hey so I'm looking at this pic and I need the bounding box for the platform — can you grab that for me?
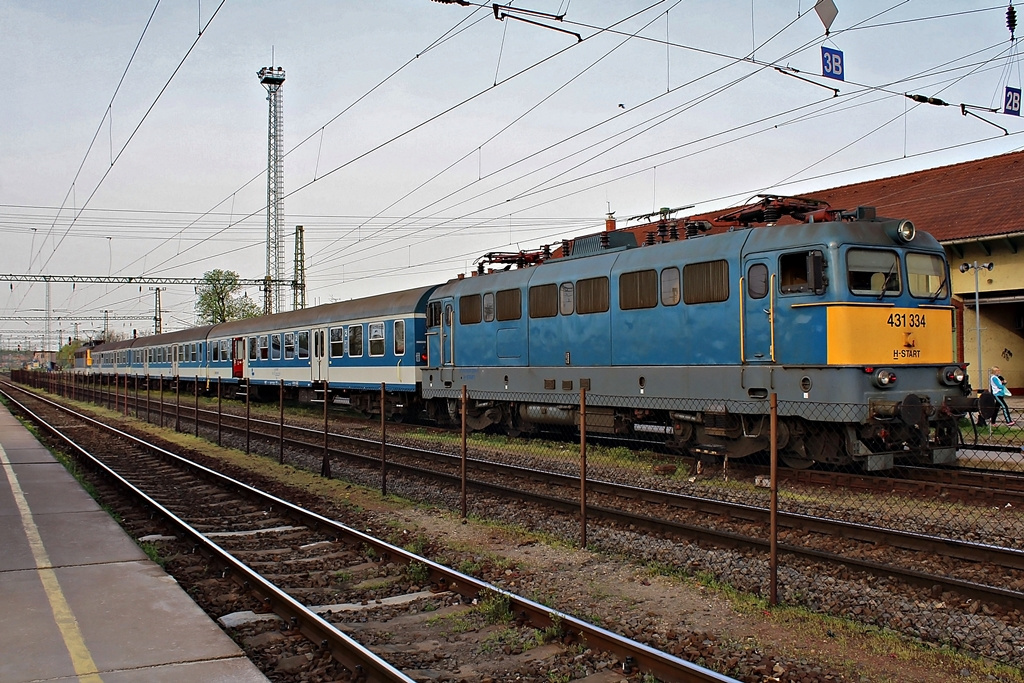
[0,404,268,682]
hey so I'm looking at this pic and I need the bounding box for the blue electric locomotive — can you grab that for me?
[420,198,973,470]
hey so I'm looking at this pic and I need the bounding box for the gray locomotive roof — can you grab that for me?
[209,285,439,338]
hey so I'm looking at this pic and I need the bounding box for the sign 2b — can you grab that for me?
[1005,87,1021,116]
[821,46,844,81]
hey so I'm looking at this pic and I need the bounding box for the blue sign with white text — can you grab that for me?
[822,46,844,81]
[1005,87,1021,116]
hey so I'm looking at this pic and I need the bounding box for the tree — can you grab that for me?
[195,269,261,324]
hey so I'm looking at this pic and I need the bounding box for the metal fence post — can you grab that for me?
[194,376,200,437]
[175,375,181,432]
[461,384,467,519]
[381,383,387,496]
[769,392,779,607]
[159,375,164,428]
[580,386,587,550]
[245,381,251,455]
[320,380,330,478]
[279,379,285,465]
[217,377,222,446]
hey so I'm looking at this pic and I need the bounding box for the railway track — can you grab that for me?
[13,377,1024,614]
[1,383,738,682]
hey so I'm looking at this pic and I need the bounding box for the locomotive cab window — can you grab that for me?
[426,301,442,328]
[369,322,385,357]
[907,253,947,299]
[779,250,825,294]
[847,249,901,297]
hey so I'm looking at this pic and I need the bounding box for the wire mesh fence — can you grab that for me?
[10,370,1023,601]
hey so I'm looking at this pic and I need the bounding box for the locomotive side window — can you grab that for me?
[683,260,729,304]
[483,293,495,322]
[330,327,345,358]
[368,322,385,357]
[576,276,610,314]
[848,249,900,297]
[907,253,947,298]
[349,324,364,357]
[747,263,769,299]
[298,331,309,359]
[496,288,522,320]
[779,250,825,294]
[460,294,482,325]
[559,283,574,315]
[529,284,558,318]
[619,269,658,310]
[661,267,680,306]
[427,301,443,328]
[394,320,405,356]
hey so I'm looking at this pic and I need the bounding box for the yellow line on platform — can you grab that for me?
[0,444,104,683]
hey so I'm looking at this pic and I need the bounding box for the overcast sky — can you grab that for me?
[3,1,1022,347]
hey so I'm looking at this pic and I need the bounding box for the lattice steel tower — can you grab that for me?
[258,65,286,314]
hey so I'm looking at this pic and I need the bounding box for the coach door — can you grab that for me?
[232,338,245,378]
[742,257,775,363]
[311,328,327,384]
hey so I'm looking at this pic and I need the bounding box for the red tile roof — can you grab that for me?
[618,150,1024,244]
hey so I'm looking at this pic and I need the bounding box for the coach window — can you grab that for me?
[460,294,482,325]
[577,276,610,314]
[284,332,295,359]
[369,322,385,357]
[297,330,310,359]
[661,267,681,306]
[221,339,230,361]
[496,288,522,321]
[482,292,495,322]
[559,282,574,315]
[747,263,769,300]
[907,253,946,298]
[330,327,345,358]
[683,260,730,304]
[847,249,900,297]
[529,284,558,318]
[270,334,281,360]
[620,269,658,310]
[258,335,269,360]
[249,337,258,361]
[348,324,364,357]
[394,320,406,356]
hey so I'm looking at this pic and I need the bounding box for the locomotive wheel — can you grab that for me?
[781,454,815,469]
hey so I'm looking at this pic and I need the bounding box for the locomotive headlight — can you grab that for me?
[885,219,916,244]
[873,368,898,388]
[940,365,967,385]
